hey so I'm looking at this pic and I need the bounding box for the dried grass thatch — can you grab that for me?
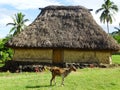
[6,5,120,51]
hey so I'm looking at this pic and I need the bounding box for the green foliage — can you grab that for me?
[0,36,13,63]
[113,23,120,36]
[95,0,118,33]
[112,35,120,43]
[111,23,120,43]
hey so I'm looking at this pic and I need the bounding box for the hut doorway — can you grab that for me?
[53,49,64,64]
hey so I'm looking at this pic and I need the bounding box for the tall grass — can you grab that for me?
[0,68,120,90]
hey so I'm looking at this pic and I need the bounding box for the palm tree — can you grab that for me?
[95,0,118,33]
[6,12,29,36]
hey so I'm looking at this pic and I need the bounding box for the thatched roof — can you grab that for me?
[6,5,120,51]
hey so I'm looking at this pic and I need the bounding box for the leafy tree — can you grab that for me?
[6,12,29,36]
[96,0,118,33]
[0,35,14,63]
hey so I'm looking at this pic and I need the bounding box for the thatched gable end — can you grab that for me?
[6,6,120,51]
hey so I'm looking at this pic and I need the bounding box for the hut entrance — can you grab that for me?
[53,49,63,64]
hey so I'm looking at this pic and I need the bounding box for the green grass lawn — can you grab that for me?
[0,67,120,90]
[112,55,120,64]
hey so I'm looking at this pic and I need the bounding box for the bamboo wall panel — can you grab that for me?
[13,49,112,64]
[96,51,111,64]
[13,49,52,62]
[64,50,111,64]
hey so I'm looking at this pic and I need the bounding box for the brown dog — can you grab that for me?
[49,66,76,86]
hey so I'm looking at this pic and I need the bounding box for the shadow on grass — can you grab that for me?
[26,85,54,88]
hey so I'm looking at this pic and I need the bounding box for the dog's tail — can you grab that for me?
[45,66,58,72]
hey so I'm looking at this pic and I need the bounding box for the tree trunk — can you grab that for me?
[107,22,109,34]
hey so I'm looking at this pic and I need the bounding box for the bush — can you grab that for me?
[0,38,13,63]
[112,35,120,43]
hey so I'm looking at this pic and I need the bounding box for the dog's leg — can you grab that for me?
[53,77,56,85]
[50,75,55,86]
[61,75,64,86]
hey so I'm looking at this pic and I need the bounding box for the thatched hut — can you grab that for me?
[6,6,120,65]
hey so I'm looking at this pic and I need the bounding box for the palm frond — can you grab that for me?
[111,31,118,35]
[12,16,17,25]
[100,11,107,23]
[95,8,104,14]
[108,14,113,24]
[114,27,120,31]
[15,14,18,24]
[6,23,15,26]
[9,27,16,33]
[111,5,119,12]
[22,19,29,24]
